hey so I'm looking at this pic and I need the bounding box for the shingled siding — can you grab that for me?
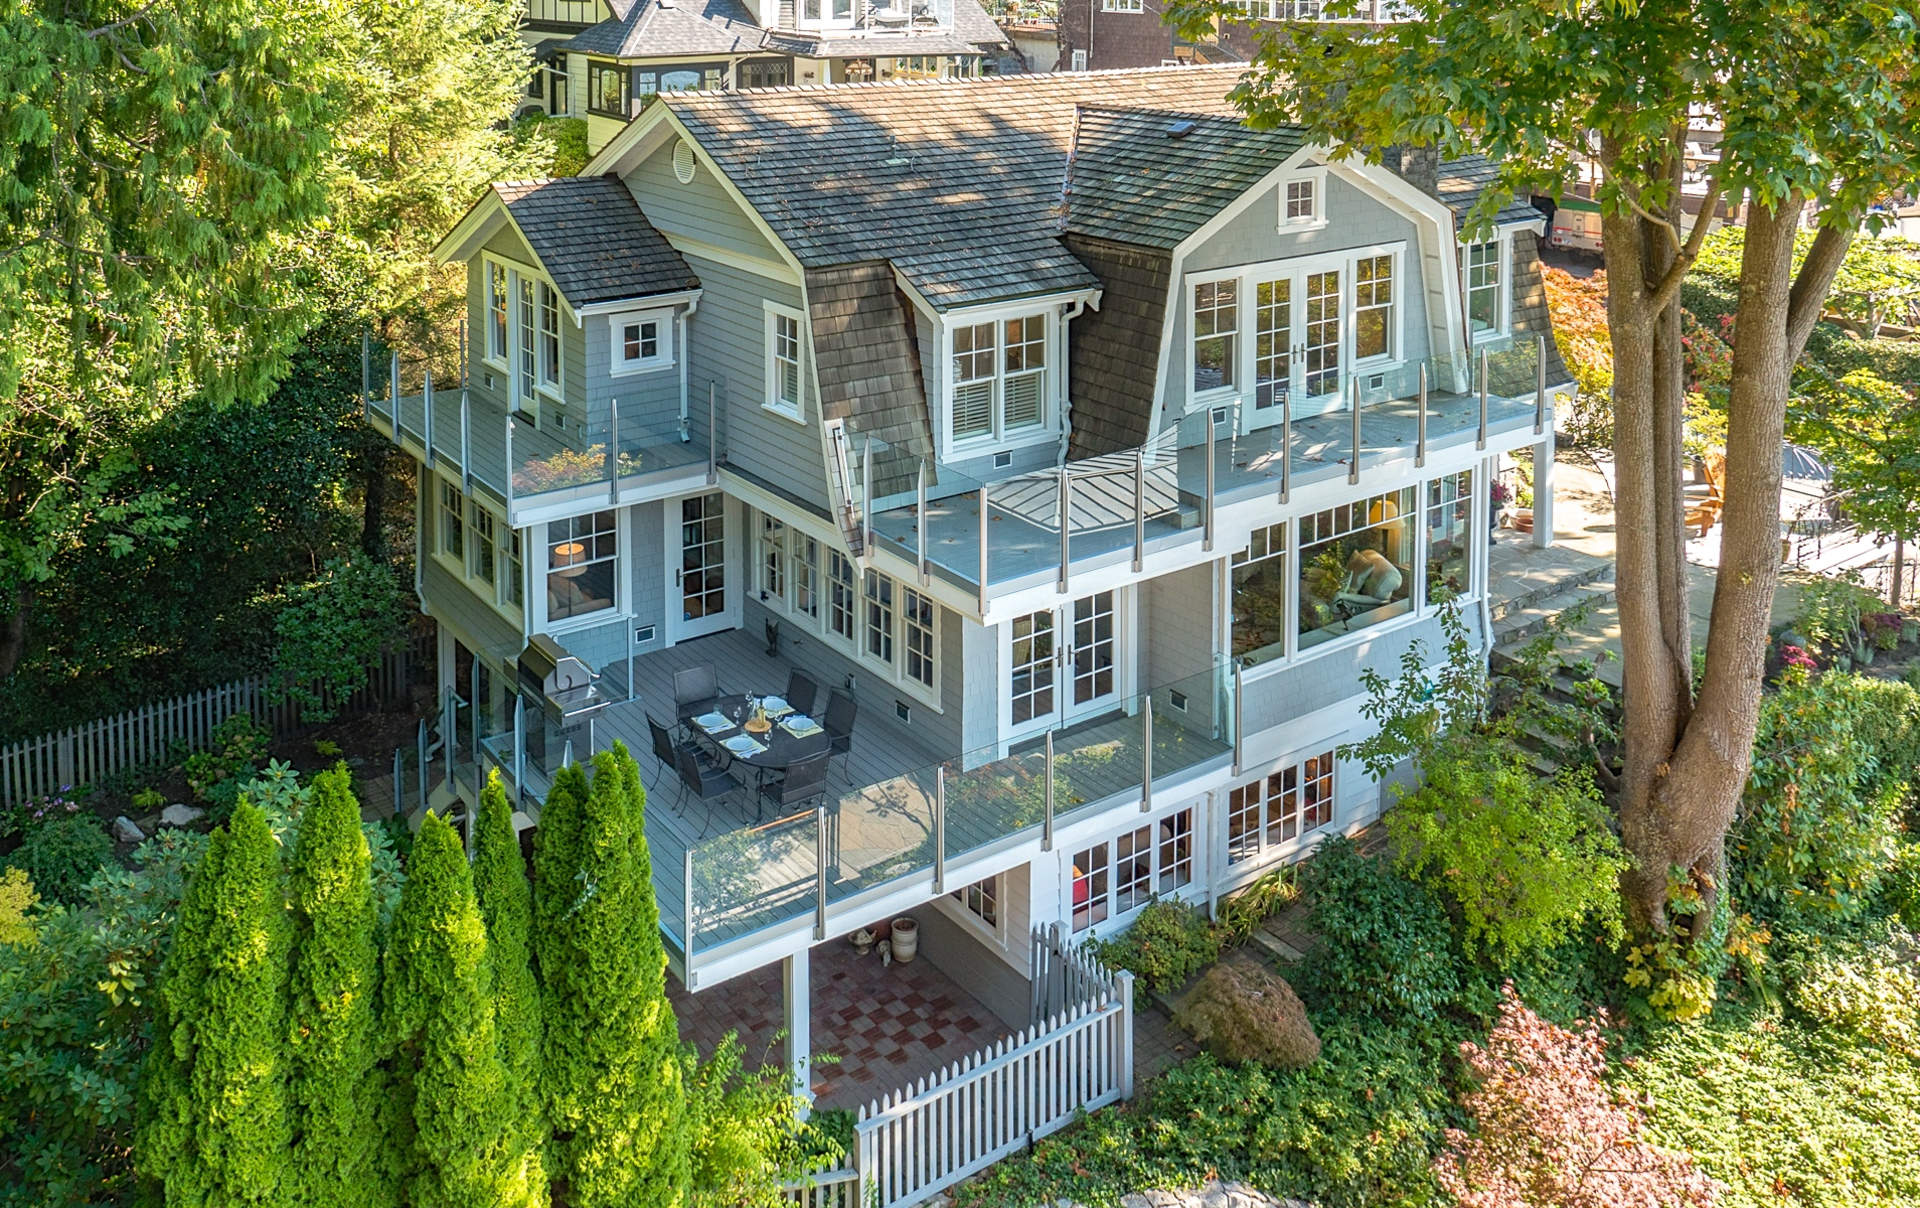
[1057,0,1178,70]
[1140,561,1219,732]
[1506,230,1571,387]
[1064,235,1171,459]
[807,263,933,500]
[583,311,682,448]
[1236,608,1482,742]
[684,253,832,508]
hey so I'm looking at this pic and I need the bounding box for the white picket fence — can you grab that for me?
[0,646,417,807]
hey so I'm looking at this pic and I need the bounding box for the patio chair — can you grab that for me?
[824,689,857,780]
[674,663,720,730]
[646,714,681,777]
[784,668,821,718]
[674,743,738,836]
[756,751,831,821]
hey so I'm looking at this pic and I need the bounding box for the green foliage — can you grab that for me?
[0,868,34,946]
[1292,837,1467,1028]
[138,802,291,1207]
[180,713,271,808]
[954,1022,1450,1208]
[685,1032,842,1208]
[1089,899,1223,1002]
[534,747,690,1208]
[385,815,542,1207]
[470,771,547,1191]
[1782,930,1920,1054]
[515,114,591,177]
[270,553,407,723]
[1694,227,1920,330]
[131,788,167,813]
[286,767,390,1207]
[1734,671,1920,928]
[6,813,115,907]
[0,831,203,1205]
[1621,1005,1920,1208]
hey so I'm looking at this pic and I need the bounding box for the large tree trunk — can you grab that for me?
[0,586,27,681]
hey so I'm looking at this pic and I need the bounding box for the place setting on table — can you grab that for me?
[688,691,831,772]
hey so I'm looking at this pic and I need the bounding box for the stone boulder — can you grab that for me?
[1172,954,1321,1068]
[112,816,146,844]
[159,803,205,828]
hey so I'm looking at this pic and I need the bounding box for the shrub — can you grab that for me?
[685,1032,842,1208]
[130,787,166,813]
[1436,985,1719,1208]
[180,712,269,806]
[0,789,83,846]
[1172,955,1321,1068]
[270,552,406,724]
[1089,898,1222,1002]
[1293,836,1466,1028]
[471,771,546,1191]
[7,814,115,906]
[0,869,35,946]
[1783,933,1919,1054]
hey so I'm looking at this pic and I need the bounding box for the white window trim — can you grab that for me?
[1278,167,1329,232]
[481,254,568,409]
[482,258,511,371]
[1220,747,1343,878]
[1184,240,1408,416]
[538,510,625,636]
[939,300,1062,461]
[434,475,467,578]
[1069,804,1199,937]
[763,301,808,424]
[995,587,1135,748]
[1101,0,1144,10]
[609,306,675,377]
[535,282,565,402]
[1069,48,1088,71]
[943,873,1007,944]
[749,506,943,710]
[1461,232,1513,344]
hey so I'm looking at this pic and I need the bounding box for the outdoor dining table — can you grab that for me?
[687,692,832,773]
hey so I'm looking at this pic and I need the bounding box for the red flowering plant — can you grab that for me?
[1435,985,1721,1208]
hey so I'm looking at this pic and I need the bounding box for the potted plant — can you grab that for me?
[890,916,919,962]
[1489,480,1511,531]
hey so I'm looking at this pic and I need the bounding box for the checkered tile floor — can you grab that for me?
[668,938,1012,1111]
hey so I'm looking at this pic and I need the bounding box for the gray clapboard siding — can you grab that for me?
[1236,607,1479,740]
[422,556,523,663]
[624,141,783,263]
[582,311,684,446]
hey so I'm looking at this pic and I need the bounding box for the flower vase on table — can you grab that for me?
[743,698,772,735]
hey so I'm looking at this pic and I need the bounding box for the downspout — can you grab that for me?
[1058,296,1091,465]
[1087,0,1096,67]
[679,294,700,441]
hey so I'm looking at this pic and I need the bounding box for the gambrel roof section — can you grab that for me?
[488,177,701,308]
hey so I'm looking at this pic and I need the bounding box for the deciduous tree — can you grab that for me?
[1177,0,1920,949]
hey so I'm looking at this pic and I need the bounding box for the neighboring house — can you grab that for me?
[367,64,1568,1204]
[1002,17,1061,70]
[511,0,1016,153]
[1055,0,1409,72]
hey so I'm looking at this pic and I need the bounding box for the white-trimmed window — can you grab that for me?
[505,530,525,609]
[1159,809,1194,891]
[439,480,464,560]
[1462,239,1505,338]
[864,574,895,663]
[1353,253,1396,361]
[538,283,562,394]
[469,502,497,588]
[1071,841,1110,931]
[1231,521,1289,668]
[516,275,537,406]
[1073,806,1195,932]
[1114,824,1154,915]
[1102,0,1144,10]
[1191,279,1239,395]
[759,515,786,599]
[1069,49,1088,71]
[902,587,935,688]
[952,875,999,929]
[948,311,1049,449]
[793,534,820,620]
[1425,469,1474,603]
[1298,485,1415,649]
[1226,753,1336,866]
[1281,171,1325,228]
[828,550,857,641]
[486,262,509,364]
[546,510,617,623]
[611,308,673,376]
[766,304,804,417]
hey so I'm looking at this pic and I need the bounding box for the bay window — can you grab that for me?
[546,510,617,622]
[949,311,1048,447]
[1425,470,1474,602]
[1297,486,1414,649]
[1225,753,1336,867]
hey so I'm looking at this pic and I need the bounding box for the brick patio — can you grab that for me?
[669,938,1016,1111]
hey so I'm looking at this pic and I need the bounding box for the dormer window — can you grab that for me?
[611,308,673,376]
[1280,169,1327,230]
[587,60,626,118]
[948,310,1051,450]
[800,0,856,27]
[1461,238,1507,339]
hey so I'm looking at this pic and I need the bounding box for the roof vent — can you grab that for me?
[672,140,696,184]
[882,137,909,168]
[1166,119,1195,139]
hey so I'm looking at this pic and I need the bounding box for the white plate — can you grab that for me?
[781,715,823,737]
[695,711,734,734]
[723,734,766,757]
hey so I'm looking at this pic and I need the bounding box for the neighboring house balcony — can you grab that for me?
[860,340,1555,609]
[366,375,718,525]
[460,624,1233,988]
[523,0,601,32]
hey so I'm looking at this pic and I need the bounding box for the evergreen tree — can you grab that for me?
[386,813,541,1208]
[471,769,548,1193]
[136,800,291,1206]
[534,746,690,1207]
[286,766,389,1207]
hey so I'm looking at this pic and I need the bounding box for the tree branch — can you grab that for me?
[1646,177,1726,314]
[1786,221,1856,359]
[84,2,161,39]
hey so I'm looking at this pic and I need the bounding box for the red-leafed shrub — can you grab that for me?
[1436,985,1720,1208]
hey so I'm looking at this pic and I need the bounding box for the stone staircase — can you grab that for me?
[1488,551,1617,652]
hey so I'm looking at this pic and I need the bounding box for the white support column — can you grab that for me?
[1531,426,1557,549]
[784,948,814,1117]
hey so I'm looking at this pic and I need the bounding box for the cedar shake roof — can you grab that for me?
[561,0,764,58]
[807,262,933,497]
[1436,153,1552,229]
[1062,107,1308,249]
[663,65,1251,307]
[492,177,699,308]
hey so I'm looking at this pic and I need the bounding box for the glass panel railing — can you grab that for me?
[1151,663,1236,784]
[688,808,819,953]
[823,767,937,904]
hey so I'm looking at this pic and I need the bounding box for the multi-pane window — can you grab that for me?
[1102,0,1144,9]
[469,503,496,587]
[546,510,617,622]
[1283,178,1318,225]
[1298,486,1415,649]
[864,574,895,663]
[952,875,999,928]
[1425,470,1475,602]
[506,530,524,608]
[486,263,509,362]
[949,314,1048,445]
[1231,521,1289,667]
[588,60,626,117]
[1303,269,1341,397]
[828,551,856,641]
[759,515,786,599]
[1464,240,1503,336]
[1254,279,1292,411]
[1071,842,1110,932]
[516,275,537,406]
[902,588,935,688]
[1192,280,1238,393]
[612,309,671,374]
[792,533,819,619]
[1353,254,1395,360]
[538,283,561,393]
[768,308,802,415]
[1159,809,1193,892]
[1226,753,1337,867]
[1114,824,1154,915]
[439,481,464,560]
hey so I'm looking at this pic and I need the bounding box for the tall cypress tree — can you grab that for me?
[471,769,547,1193]
[386,813,542,1208]
[136,800,291,1207]
[286,766,389,1207]
[534,745,690,1208]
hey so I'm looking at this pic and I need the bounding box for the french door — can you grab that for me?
[1007,590,1125,740]
[1246,265,1344,430]
[668,491,737,642]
